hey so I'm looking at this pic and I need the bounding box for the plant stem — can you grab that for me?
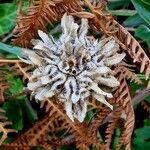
[132,87,150,106]
[0,59,22,63]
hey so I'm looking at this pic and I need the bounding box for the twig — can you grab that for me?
[16,62,30,79]
[132,88,150,106]
[0,59,22,63]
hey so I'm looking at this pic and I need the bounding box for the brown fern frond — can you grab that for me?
[40,99,95,148]
[8,115,55,147]
[80,0,150,78]
[41,143,53,150]
[105,107,123,149]
[90,98,114,133]
[114,71,135,150]
[116,100,134,150]
[12,0,82,47]
[117,63,142,84]
[0,108,16,145]
[117,23,150,79]
[88,96,103,109]
[11,62,32,81]
[39,99,106,149]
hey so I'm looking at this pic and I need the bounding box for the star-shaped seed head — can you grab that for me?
[20,13,125,122]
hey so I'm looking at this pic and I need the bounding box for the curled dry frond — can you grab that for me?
[13,0,82,47]
[114,71,135,150]
[81,0,150,78]
[20,13,125,122]
[105,107,123,149]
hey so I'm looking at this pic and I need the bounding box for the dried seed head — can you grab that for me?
[20,13,125,122]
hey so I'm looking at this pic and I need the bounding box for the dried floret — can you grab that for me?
[20,13,125,122]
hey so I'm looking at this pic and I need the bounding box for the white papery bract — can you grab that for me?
[20,13,125,122]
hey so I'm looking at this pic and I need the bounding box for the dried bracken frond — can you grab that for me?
[8,98,103,149]
[78,0,150,79]
[105,107,123,149]
[20,13,125,122]
[117,24,150,79]
[114,71,135,150]
[13,0,82,47]
[4,114,55,149]
[39,99,99,149]
[11,62,32,81]
[0,108,16,145]
[117,63,142,84]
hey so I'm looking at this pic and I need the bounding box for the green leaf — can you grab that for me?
[144,119,150,126]
[123,13,145,27]
[131,0,150,26]
[145,95,150,103]
[135,25,150,48]
[20,99,38,124]
[112,128,121,150]
[6,75,24,94]
[129,81,144,91]
[3,100,23,131]
[108,0,131,10]
[0,2,17,36]
[135,126,150,139]
[133,126,150,149]
[142,0,150,5]
[110,9,136,16]
[0,42,22,56]
[6,54,18,59]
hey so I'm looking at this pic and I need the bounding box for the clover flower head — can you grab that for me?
[20,13,125,122]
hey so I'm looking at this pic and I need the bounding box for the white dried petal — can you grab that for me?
[96,76,120,87]
[20,13,125,122]
[93,66,111,74]
[38,30,53,46]
[65,100,74,122]
[18,56,33,64]
[106,53,126,66]
[40,75,50,85]
[21,49,43,66]
[89,82,113,98]
[73,100,87,122]
[35,87,49,100]
[31,39,41,46]
[44,91,55,98]
[28,81,42,90]
[92,93,113,110]
[101,38,118,57]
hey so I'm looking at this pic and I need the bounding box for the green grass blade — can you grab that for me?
[0,42,22,56]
